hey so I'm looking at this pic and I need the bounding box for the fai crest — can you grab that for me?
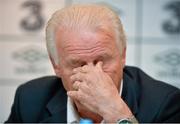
[12,46,49,74]
[154,48,180,78]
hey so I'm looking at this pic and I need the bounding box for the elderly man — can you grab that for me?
[6,4,180,123]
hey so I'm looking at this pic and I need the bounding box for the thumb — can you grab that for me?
[67,91,79,100]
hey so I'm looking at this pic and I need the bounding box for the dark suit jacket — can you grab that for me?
[6,66,180,123]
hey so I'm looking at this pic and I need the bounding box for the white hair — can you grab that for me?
[46,4,126,65]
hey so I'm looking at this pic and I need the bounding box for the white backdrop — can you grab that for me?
[0,0,180,122]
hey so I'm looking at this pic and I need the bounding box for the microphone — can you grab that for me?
[79,118,93,124]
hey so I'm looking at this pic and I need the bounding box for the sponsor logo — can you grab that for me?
[12,46,49,74]
[154,48,180,78]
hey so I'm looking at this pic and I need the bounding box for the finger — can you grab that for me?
[70,72,86,82]
[73,65,89,74]
[81,65,89,73]
[67,91,79,100]
[96,61,103,69]
[73,67,82,74]
[67,91,84,102]
[88,62,94,66]
[78,82,90,92]
[73,81,81,91]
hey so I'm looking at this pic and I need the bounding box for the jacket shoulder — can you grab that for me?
[124,66,179,92]
[18,75,64,106]
[7,76,65,122]
[19,76,63,93]
[124,66,180,122]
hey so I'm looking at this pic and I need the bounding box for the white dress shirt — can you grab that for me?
[67,80,123,123]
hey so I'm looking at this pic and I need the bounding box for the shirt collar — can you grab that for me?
[67,80,123,123]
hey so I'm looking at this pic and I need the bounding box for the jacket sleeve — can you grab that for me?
[5,86,22,123]
[156,88,180,123]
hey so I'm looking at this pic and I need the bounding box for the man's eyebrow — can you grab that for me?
[72,59,81,64]
[66,58,82,65]
[98,52,112,59]
[66,52,112,63]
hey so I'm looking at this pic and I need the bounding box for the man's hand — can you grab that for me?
[67,61,132,122]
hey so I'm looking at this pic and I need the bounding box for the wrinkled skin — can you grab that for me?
[52,28,132,123]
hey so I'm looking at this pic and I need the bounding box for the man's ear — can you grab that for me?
[121,47,126,67]
[49,56,62,78]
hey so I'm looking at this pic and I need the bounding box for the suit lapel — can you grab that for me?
[40,86,67,123]
[122,71,140,116]
[40,69,140,122]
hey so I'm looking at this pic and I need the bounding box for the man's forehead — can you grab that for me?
[56,28,116,49]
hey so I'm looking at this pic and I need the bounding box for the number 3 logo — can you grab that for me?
[20,0,44,31]
[162,1,180,34]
